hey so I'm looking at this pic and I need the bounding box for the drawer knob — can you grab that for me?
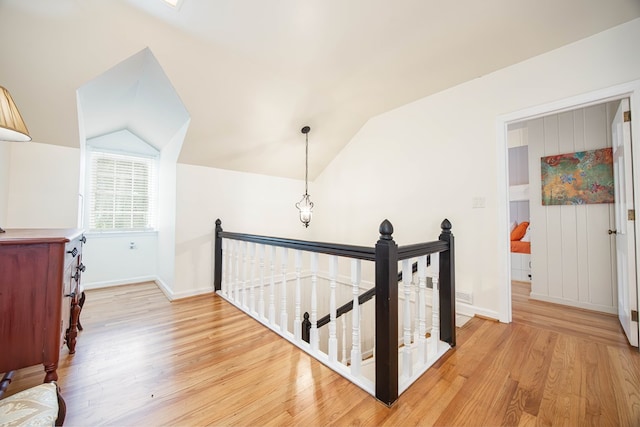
[72,271,80,281]
[80,235,87,244]
[77,263,86,272]
[67,247,78,257]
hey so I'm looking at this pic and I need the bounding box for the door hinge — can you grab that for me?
[624,111,631,122]
[632,310,638,322]
[629,210,635,221]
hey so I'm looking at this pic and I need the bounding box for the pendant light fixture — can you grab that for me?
[295,126,314,228]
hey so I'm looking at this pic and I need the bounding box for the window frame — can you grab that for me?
[84,147,159,234]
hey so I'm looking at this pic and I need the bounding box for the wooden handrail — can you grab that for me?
[218,229,376,260]
[214,219,376,295]
[398,241,448,260]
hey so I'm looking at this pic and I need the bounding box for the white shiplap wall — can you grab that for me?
[527,102,618,314]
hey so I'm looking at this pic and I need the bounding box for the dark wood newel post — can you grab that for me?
[375,219,398,406]
[214,219,223,292]
[439,218,456,347]
[302,312,311,343]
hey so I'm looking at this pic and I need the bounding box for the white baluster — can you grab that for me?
[429,253,440,356]
[294,250,302,341]
[249,243,256,313]
[280,247,288,333]
[413,309,419,345]
[328,255,338,362]
[221,239,228,296]
[269,246,276,325]
[258,244,265,319]
[310,252,319,352]
[417,255,428,364]
[402,259,413,378]
[341,314,347,365]
[234,240,241,304]
[227,241,234,298]
[350,259,362,376]
[241,241,248,308]
[227,240,234,300]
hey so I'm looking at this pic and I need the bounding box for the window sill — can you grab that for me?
[85,230,158,239]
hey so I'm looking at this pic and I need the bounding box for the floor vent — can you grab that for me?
[456,291,473,304]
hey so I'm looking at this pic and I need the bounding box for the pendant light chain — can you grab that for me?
[305,131,309,195]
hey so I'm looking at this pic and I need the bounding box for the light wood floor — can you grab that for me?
[5,281,640,426]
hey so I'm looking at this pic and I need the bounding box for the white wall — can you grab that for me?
[156,120,189,297]
[2,19,639,311]
[312,18,640,319]
[6,142,78,228]
[172,163,309,299]
[0,142,10,226]
[81,232,158,288]
[79,131,162,289]
[0,137,308,299]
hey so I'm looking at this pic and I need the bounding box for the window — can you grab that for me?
[88,150,157,232]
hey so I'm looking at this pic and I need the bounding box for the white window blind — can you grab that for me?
[88,151,157,231]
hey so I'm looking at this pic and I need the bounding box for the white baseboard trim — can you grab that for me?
[399,290,500,322]
[170,285,215,301]
[529,292,617,315]
[144,277,214,301]
[83,276,214,302]
[82,276,157,291]
[154,277,174,301]
[149,277,214,301]
[456,301,500,321]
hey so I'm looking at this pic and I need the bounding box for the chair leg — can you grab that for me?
[55,385,66,427]
[0,371,15,399]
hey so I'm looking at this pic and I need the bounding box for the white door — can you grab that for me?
[612,98,639,348]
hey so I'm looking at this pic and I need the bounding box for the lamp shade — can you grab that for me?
[0,86,31,142]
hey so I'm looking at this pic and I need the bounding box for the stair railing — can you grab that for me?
[213,218,455,406]
[303,259,422,343]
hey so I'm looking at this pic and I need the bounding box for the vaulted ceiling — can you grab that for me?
[1,0,639,179]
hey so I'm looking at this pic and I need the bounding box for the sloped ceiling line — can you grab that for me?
[2,0,639,179]
[77,47,190,154]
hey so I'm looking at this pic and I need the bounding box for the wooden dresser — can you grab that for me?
[0,229,85,383]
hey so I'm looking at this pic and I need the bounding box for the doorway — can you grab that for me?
[497,80,640,348]
[507,101,618,313]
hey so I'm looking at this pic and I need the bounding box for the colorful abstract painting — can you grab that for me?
[541,148,614,205]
